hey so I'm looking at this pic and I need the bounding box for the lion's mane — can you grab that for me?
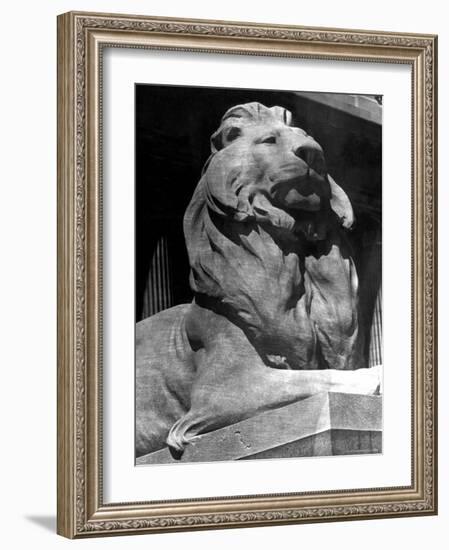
[183,102,364,371]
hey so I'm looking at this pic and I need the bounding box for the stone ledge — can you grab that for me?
[136,392,382,465]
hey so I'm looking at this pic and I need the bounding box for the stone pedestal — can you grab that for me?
[136,392,382,465]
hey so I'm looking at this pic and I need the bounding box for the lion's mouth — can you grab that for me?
[291,210,328,241]
[270,168,329,213]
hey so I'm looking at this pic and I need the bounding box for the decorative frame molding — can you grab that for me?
[57,11,437,538]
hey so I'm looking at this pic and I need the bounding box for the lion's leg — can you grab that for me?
[167,363,381,454]
[166,313,381,454]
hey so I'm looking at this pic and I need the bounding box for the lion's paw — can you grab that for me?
[332,365,382,396]
[352,364,383,396]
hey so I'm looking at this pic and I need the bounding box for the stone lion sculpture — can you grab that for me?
[136,102,381,458]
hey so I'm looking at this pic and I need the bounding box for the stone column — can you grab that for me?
[141,235,174,318]
[369,284,383,367]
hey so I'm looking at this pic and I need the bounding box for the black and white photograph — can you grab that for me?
[135,85,383,465]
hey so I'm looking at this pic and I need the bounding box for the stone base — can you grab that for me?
[136,392,382,465]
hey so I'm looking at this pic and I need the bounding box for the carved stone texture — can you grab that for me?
[136,392,382,464]
[136,102,382,461]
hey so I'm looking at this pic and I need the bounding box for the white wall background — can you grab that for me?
[0,1,445,548]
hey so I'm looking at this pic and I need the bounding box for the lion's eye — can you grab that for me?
[260,135,277,144]
[225,126,241,143]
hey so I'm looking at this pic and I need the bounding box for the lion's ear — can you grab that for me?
[211,122,242,153]
[328,175,355,229]
[269,105,293,126]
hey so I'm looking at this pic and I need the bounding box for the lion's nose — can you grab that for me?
[292,143,326,175]
[293,145,312,163]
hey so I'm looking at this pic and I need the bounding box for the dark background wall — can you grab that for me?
[135,84,382,358]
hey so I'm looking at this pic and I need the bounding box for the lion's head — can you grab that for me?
[196,102,353,238]
[183,102,363,370]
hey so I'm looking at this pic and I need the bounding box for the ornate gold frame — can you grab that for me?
[57,11,438,538]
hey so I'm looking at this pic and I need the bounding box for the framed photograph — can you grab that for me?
[57,11,437,538]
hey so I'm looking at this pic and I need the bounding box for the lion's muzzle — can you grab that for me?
[268,136,329,212]
[270,167,330,212]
